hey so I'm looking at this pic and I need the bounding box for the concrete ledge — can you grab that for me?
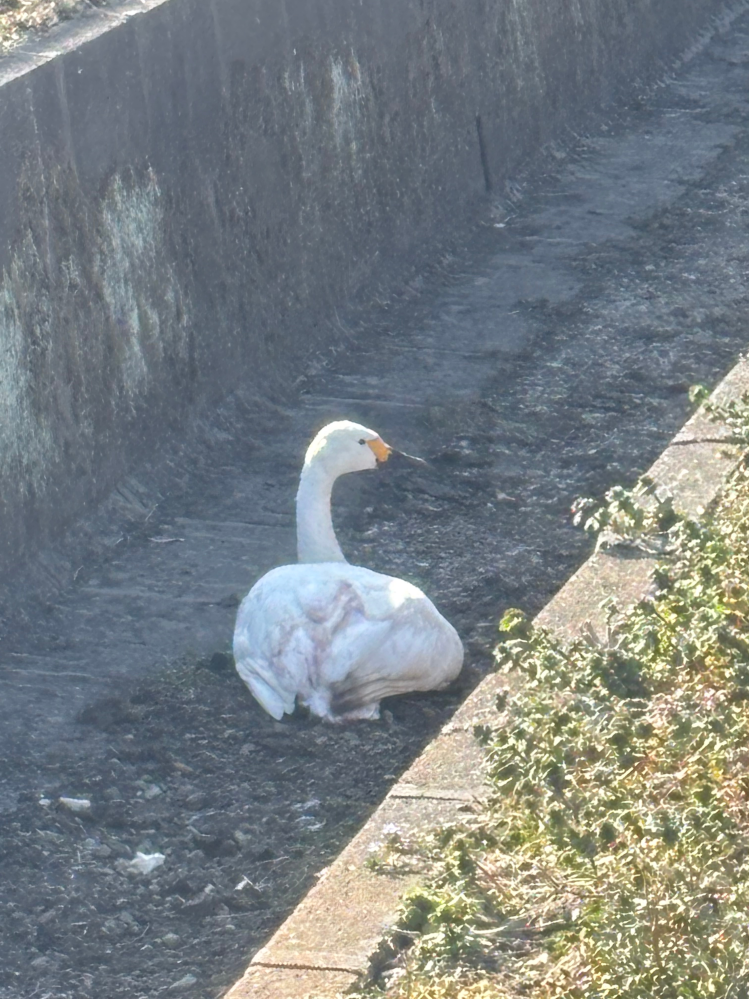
[225,355,749,996]
[536,359,749,641]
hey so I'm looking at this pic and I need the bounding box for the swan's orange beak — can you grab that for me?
[366,437,392,463]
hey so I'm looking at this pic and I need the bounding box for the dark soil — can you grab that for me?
[3,13,749,999]
[1,660,463,999]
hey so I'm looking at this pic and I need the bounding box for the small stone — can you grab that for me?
[105,839,132,859]
[59,796,92,814]
[161,932,181,949]
[143,783,163,800]
[233,876,261,896]
[170,974,197,990]
[301,798,320,811]
[180,884,219,917]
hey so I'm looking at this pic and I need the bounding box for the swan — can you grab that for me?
[233,420,464,722]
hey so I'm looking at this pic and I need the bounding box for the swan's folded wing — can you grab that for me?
[233,563,462,721]
[234,567,393,717]
[233,571,319,718]
[327,602,462,716]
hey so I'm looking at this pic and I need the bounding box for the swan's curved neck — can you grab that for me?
[296,462,346,564]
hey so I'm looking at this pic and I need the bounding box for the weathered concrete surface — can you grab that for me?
[4,10,749,999]
[0,0,733,573]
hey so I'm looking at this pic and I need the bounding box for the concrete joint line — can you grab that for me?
[388,783,481,802]
[667,435,737,447]
[252,956,362,975]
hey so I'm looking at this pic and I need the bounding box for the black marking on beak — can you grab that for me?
[390,448,429,467]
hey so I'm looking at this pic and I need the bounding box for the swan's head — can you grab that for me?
[304,420,392,477]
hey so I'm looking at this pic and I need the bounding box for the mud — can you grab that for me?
[3,15,749,999]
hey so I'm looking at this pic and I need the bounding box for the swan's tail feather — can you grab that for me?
[329,676,417,717]
[235,658,293,720]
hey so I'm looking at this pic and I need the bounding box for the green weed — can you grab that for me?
[354,398,749,999]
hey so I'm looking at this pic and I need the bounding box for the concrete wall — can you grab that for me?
[0,0,729,572]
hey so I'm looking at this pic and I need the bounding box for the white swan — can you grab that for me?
[233,421,463,722]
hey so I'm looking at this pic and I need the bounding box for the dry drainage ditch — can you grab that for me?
[4,14,749,999]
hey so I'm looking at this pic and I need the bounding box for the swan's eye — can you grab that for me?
[359,439,366,445]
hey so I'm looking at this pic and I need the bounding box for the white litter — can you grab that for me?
[123,851,166,876]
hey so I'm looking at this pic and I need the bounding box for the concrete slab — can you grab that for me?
[535,552,658,643]
[539,357,749,641]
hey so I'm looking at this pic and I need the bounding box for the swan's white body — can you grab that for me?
[233,421,463,722]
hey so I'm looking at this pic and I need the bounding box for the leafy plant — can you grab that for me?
[355,458,749,999]
[689,384,749,448]
[571,476,678,552]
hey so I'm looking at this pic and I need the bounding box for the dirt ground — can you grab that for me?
[3,12,749,999]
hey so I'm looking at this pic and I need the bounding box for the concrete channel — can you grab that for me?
[2,1,749,997]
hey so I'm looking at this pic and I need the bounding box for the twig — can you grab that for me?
[144,503,159,523]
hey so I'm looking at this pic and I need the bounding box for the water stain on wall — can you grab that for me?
[0,163,190,558]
